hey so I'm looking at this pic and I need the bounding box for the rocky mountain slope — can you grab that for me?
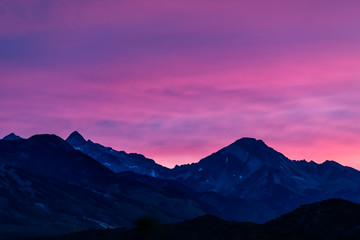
[2,131,360,238]
[0,135,210,239]
[66,131,169,177]
[166,137,360,222]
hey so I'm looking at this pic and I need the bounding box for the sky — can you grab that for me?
[1,0,360,169]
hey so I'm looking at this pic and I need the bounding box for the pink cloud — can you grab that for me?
[1,0,360,169]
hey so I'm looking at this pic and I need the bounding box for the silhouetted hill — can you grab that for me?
[40,199,360,240]
[266,198,360,239]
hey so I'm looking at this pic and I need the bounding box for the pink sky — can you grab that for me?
[1,0,360,169]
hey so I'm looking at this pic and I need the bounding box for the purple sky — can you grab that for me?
[1,0,360,169]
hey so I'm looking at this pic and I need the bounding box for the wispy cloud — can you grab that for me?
[1,0,360,168]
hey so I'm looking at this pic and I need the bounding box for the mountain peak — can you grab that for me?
[234,137,265,145]
[225,137,288,166]
[2,133,23,140]
[28,134,74,152]
[231,137,267,152]
[66,131,87,147]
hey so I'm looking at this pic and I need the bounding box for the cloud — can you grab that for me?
[1,0,360,168]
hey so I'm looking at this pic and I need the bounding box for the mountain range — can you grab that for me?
[1,131,360,239]
[65,132,360,222]
[0,133,207,239]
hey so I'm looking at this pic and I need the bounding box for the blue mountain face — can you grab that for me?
[166,137,360,221]
[170,137,360,198]
[65,131,170,177]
